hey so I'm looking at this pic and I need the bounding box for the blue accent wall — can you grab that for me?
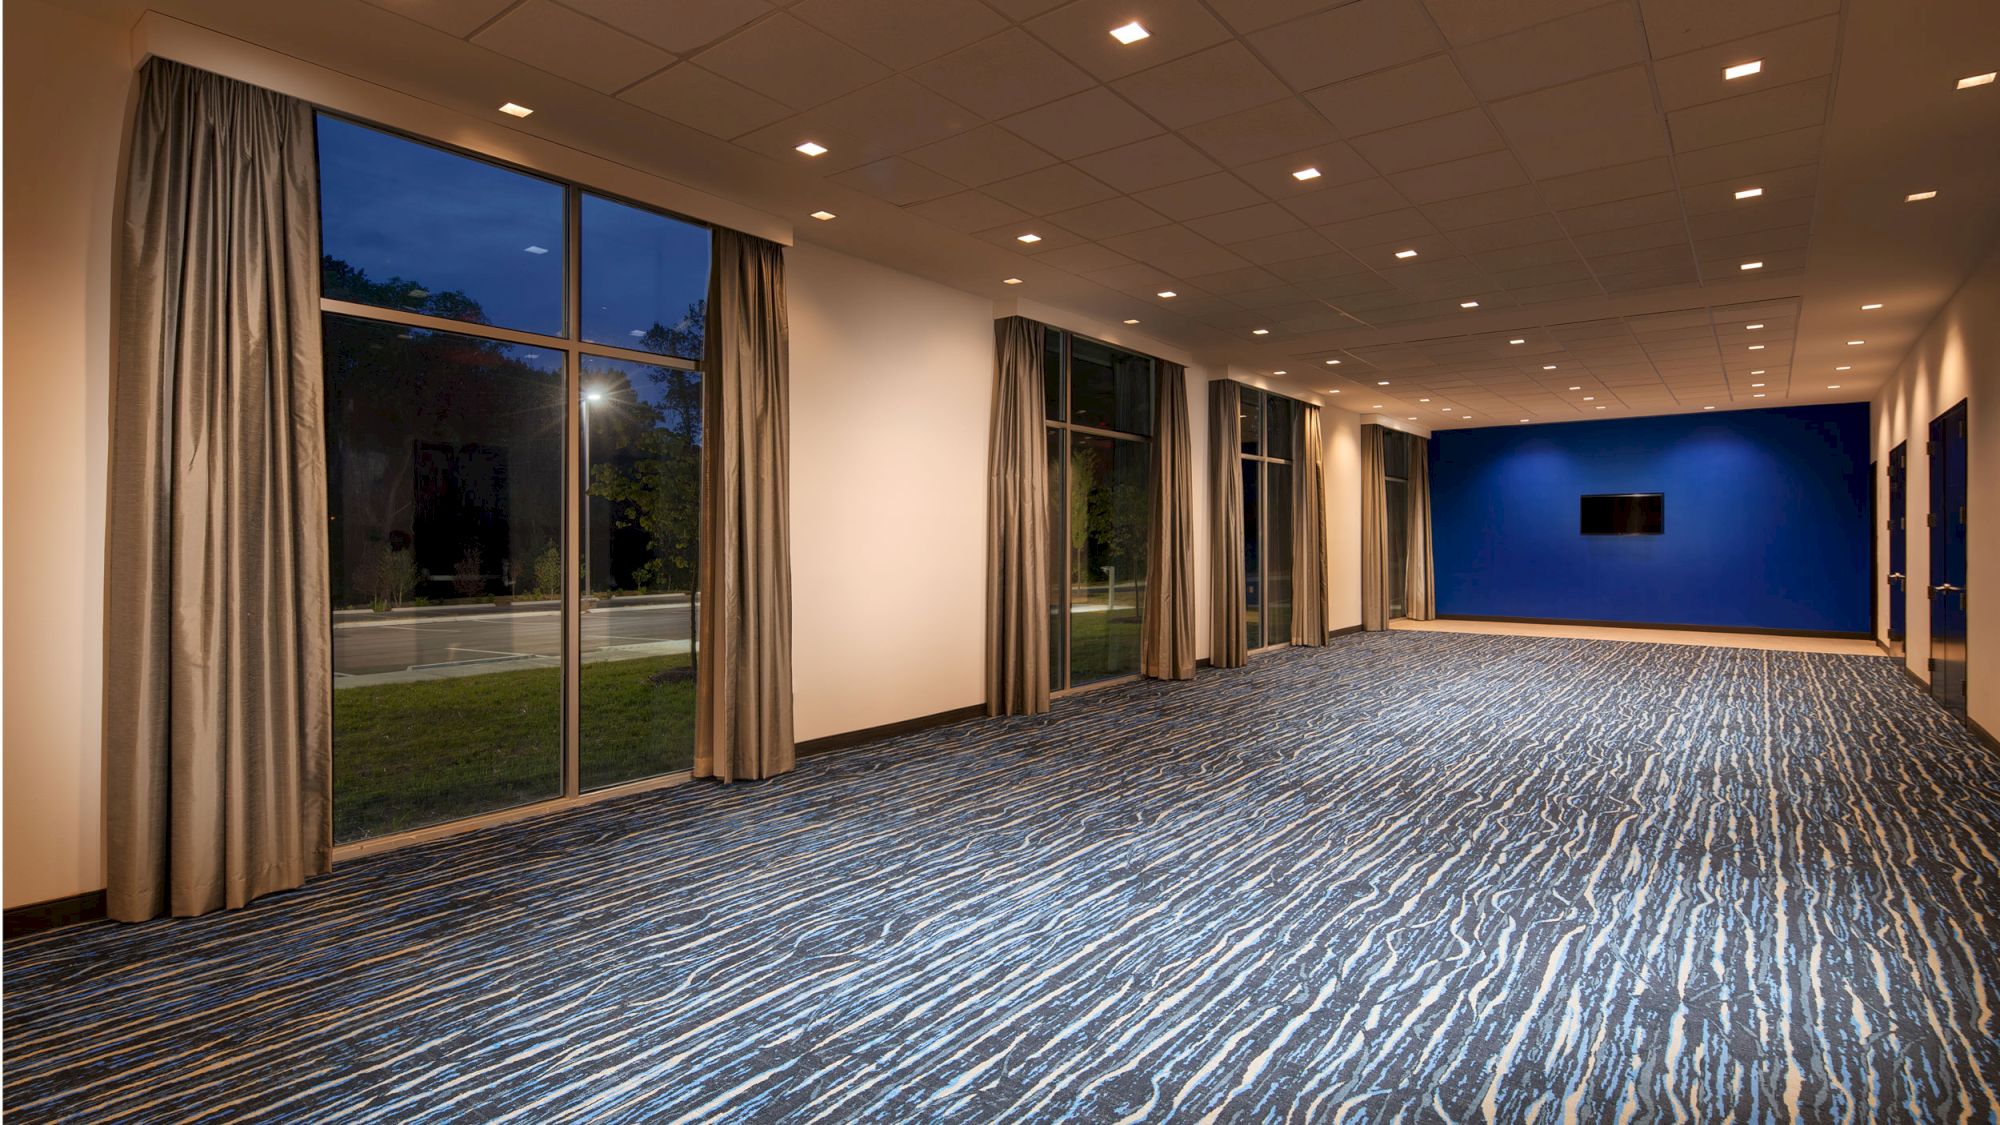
[1428,404,1872,633]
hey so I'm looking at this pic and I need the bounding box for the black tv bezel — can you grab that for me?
[1580,492,1665,536]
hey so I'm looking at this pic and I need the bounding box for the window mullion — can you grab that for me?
[561,186,583,799]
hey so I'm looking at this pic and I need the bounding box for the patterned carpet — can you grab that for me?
[7,632,1999,1123]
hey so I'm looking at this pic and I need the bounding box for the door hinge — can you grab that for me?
[1927,513,1937,527]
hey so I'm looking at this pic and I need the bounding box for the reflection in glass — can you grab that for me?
[579,356,703,789]
[322,314,564,842]
[1071,336,1153,436]
[1268,462,1294,644]
[1387,477,1410,618]
[1047,427,1067,687]
[1244,460,1263,650]
[1239,384,1262,456]
[1044,330,1065,421]
[1266,395,1294,461]
[581,193,710,361]
[1068,434,1150,685]
[317,116,565,336]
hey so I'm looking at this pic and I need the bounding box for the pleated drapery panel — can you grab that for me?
[1140,361,1196,680]
[1290,404,1330,645]
[986,317,1051,715]
[1360,423,1391,632]
[1207,379,1248,668]
[105,59,332,921]
[1406,434,1437,621]
[696,229,796,782]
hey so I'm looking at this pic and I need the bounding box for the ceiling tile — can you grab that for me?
[1557,190,1681,233]
[560,0,770,53]
[1035,242,1137,273]
[1249,0,1445,90]
[471,0,673,94]
[974,219,1086,252]
[1388,150,1529,204]
[1102,225,1254,276]
[1666,77,1831,152]
[1001,88,1163,160]
[1349,109,1507,174]
[1454,3,1648,102]
[1320,207,1439,247]
[906,191,1031,232]
[1074,135,1221,193]
[1111,42,1292,128]
[693,13,889,109]
[1186,264,1288,293]
[1449,215,1568,252]
[1535,157,1678,209]
[831,157,966,205]
[734,114,880,171]
[906,125,1057,186]
[1421,185,1548,230]
[1186,203,1308,243]
[1180,99,1342,166]
[621,63,789,138]
[1636,0,1838,56]
[1651,15,1838,111]
[1488,66,1668,178]
[1418,0,1606,45]
[911,29,1096,119]
[1267,249,1373,280]
[1281,177,1410,224]
[1240,143,1377,195]
[1085,260,1186,292]
[1304,55,1479,137]
[1028,0,1233,79]
[1231,229,1344,264]
[791,0,1004,68]
[1671,125,1822,185]
[985,163,1121,213]
[1204,0,1353,33]
[983,0,1070,17]
[1686,195,1814,240]
[1047,196,1173,239]
[809,77,980,154]
[1570,218,1686,254]
[363,0,530,37]
[1680,162,1816,213]
[1134,173,1270,219]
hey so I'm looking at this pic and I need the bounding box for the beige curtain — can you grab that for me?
[1208,380,1248,667]
[1291,404,1330,645]
[1360,423,1390,631]
[104,60,331,921]
[986,317,1051,714]
[1406,434,1436,620]
[1141,361,1196,679]
[696,229,795,782]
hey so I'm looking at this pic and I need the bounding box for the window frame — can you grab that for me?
[1239,385,1303,653]
[316,110,711,853]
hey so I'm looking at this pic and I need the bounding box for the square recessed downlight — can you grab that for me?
[1906,190,1938,201]
[1292,167,1321,181]
[1846,339,1864,345]
[1394,249,1418,259]
[1459,300,1480,308]
[1751,382,1765,387]
[1861,302,1883,310]
[1957,71,1997,89]
[1156,290,1177,298]
[1273,370,1286,375]
[1377,380,1390,385]
[1110,21,1149,44]
[1724,59,1763,80]
[1836,365,1852,371]
[1123,318,1140,324]
[1740,260,1764,270]
[1543,364,1557,370]
[1754,393,1767,398]
[499,102,534,117]
[523,245,549,254]
[1827,384,1842,389]
[1016,233,1041,243]
[1325,358,1341,365]
[809,210,836,221]
[1746,323,1764,329]
[1002,277,1023,285]
[1751,369,1765,375]
[1252,328,1270,335]
[1735,187,1763,200]
[795,141,828,156]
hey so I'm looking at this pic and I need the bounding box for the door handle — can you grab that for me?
[1887,572,1905,583]
[1928,583,1962,595]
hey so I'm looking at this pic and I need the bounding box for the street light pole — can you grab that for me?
[582,389,602,605]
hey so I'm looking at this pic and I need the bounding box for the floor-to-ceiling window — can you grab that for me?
[1383,429,1413,618]
[1044,330,1154,689]
[318,114,708,842]
[1240,386,1298,650]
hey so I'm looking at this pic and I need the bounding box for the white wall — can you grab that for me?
[3,0,130,909]
[1871,236,1999,734]
[787,242,995,741]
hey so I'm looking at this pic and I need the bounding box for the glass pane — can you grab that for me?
[1239,386,1262,457]
[581,193,710,361]
[1386,477,1410,618]
[1384,428,1412,480]
[1071,336,1153,436]
[1067,434,1149,685]
[1243,459,1262,649]
[1044,328,1065,422]
[323,313,564,842]
[1047,426,1066,689]
[318,115,565,336]
[1266,395,1295,461]
[579,356,702,789]
[1268,461,1293,645]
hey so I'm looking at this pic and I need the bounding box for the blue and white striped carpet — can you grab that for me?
[7,632,1999,1122]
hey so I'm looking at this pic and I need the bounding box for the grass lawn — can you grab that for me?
[1066,601,1145,685]
[334,653,695,843]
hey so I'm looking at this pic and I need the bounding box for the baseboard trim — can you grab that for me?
[797,704,986,758]
[5,890,108,940]
[1328,624,1364,640]
[1969,715,2000,754]
[1436,614,1871,641]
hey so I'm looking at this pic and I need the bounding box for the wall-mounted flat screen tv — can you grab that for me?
[1581,493,1664,535]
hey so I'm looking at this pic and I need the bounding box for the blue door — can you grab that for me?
[1888,442,1907,650]
[1927,402,1968,715]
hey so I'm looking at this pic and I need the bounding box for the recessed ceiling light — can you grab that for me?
[1751,369,1765,375]
[1906,190,1938,202]
[1293,167,1322,181]
[1273,370,1286,375]
[1724,59,1763,80]
[1252,328,1270,335]
[1441,406,1453,411]
[1596,405,1607,410]
[1123,318,1140,324]
[1377,380,1391,385]
[1002,277,1023,285]
[1740,260,1763,270]
[1394,249,1418,259]
[499,102,534,117]
[1543,364,1558,370]
[1752,382,1765,387]
[1569,385,1582,390]
[809,210,836,221]
[1704,406,1715,410]
[1735,187,1763,200]
[1583,396,1595,401]
[1846,339,1864,345]
[1109,20,1149,44]
[1372,404,1383,409]
[1754,392,1767,398]
[1327,389,1340,393]
[523,245,549,254]
[1459,300,1480,308]
[1835,365,1852,371]
[1748,344,1765,350]
[1861,302,1883,310]
[1016,233,1042,243]
[1957,71,1997,89]
[1827,384,1842,389]
[795,141,828,156]
[1156,290,1177,298]
[1746,323,1764,329]
[1325,359,1342,365]
[1520,418,1531,423]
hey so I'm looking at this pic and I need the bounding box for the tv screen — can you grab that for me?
[1581,493,1664,535]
